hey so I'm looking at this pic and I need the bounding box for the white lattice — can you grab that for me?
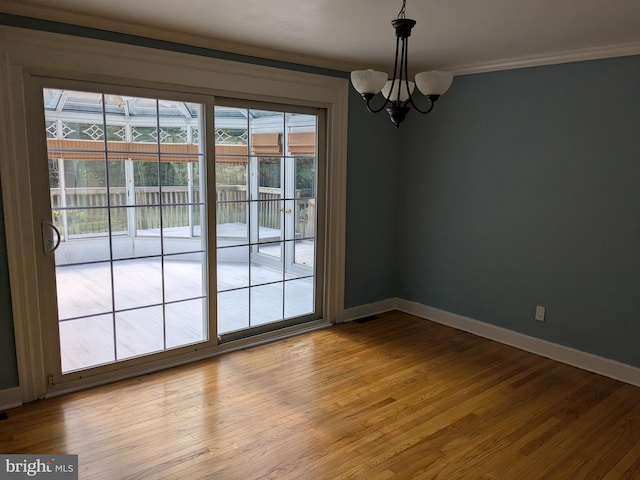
[215,128,247,144]
[215,128,231,143]
[132,127,158,141]
[157,128,188,143]
[61,123,76,138]
[174,128,188,143]
[111,126,126,141]
[82,124,104,140]
[191,128,199,144]
[46,122,58,138]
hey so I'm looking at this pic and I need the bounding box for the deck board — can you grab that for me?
[56,247,314,372]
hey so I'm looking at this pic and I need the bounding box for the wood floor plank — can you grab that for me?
[1,311,639,479]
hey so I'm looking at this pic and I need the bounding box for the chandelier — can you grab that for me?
[350,0,453,127]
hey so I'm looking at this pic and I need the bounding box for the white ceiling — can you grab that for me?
[3,0,640,75]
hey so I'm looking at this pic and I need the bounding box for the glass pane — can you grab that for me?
[164,252,205,303]
[216,155,248,248]
[256,200,282,242]
[286,112,317,157]
[63,160,108,208]
[284,278,314,319]
[107,160,127,189]
[65,207,109,238]
[295,157,316,199]
[162,204,189,231]
[48,159,60,188]
[109,206,128,236]
[166,299,207,348]
[164,237,203,256]
[59,314,115,373]
[55,263,112,320]
[132,157,161,206]
[251,283,283,326]
[115,306,164,360]
[131,126,159,144]
[294,238,315,269]
[217,246,249,291]
[218,289,249,334]
[250,110,284,157]
[252,244,283,285]
[44,90,102,117]
[257,241,282,263]
[216,203,248,247]
[54,227,111,266]
[160,161,190,191]
[104,99,127,142]
[136,206,162,236]
[43,89,64,110]
[259,157,281,189]
[296,198,316,238]
[111,207,162,259]
[214,106,248,143]
[192,203,203,236]
[113,258,163,310]
[216,158,247,191]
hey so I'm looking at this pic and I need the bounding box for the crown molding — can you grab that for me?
[449,41,640,76]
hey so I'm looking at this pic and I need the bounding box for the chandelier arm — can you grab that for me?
[401,35,436,115]
[400,35,412,106]
[387,34,402,104]
[363,95,391,114]
[399,35,408,91]
[364,33,404,113]
[407,96,436,114]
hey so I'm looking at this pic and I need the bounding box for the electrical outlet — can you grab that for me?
[535,305,546,322]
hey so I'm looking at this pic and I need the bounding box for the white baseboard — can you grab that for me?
[396,299,640,387]
[0,387,23,412]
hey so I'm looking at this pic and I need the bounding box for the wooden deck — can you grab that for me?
[3,311,640,479]
[56,240,315,372]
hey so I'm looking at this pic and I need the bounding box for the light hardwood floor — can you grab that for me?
[2,311,639,479]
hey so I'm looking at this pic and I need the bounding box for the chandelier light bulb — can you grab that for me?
[381,80,415,102]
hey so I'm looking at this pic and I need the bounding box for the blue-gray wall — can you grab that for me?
[345,92,401,307]
[398,55,640,367]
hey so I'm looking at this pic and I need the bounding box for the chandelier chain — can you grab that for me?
[397,0,407,19]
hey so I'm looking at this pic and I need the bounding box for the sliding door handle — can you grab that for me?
[42,221,61,255]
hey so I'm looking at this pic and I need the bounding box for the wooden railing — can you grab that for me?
[50,186,315,238]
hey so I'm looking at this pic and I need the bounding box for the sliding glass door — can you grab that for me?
[214,105,321,339]
[42,88,210,374]
[32,80,324,387]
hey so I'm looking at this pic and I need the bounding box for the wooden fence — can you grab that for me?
[50,186,314,238]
